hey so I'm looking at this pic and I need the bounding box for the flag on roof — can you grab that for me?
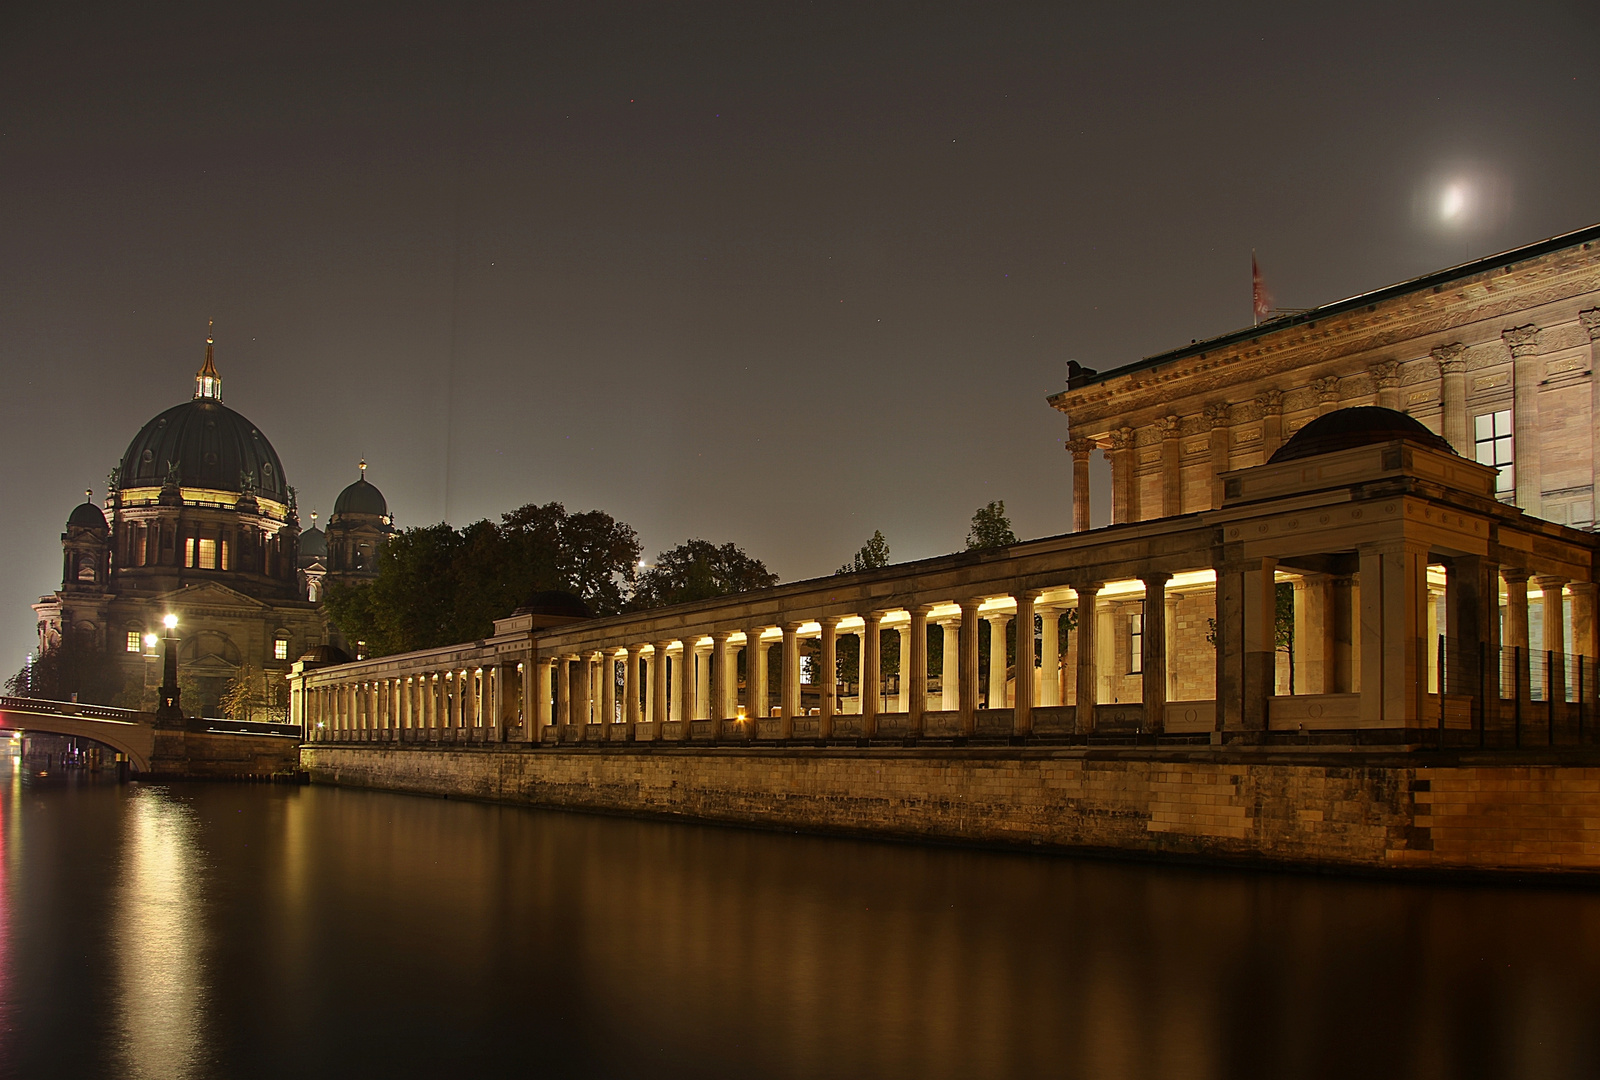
[1252,250,1272,325]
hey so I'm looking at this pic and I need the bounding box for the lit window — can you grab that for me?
[1128,610,1144,674]
[184,538,196,567]
[1474,410,1514,496]
[197,539,218,569]
[274,638,289,661]
[126,631,142,653]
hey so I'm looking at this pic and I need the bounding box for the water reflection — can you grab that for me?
[113,787,206,1080]
[0,776,1597,1078]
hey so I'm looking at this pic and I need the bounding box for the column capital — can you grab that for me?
[1072,579,1104,596]
[1431,341,1467,373]
[710,630,733,642]
[1580,308,1600,341]
[1066,437,1095,457]
[1367,359,1400,389]
[626,642,643,655]
[1109,426,1136,450]
[959,597,984,613]
[1568,581,1599,598]
[1140,571,1173,589]
[1502,324,1539,355]
[1534,574,1569,592]
[782,620,806,632]
[1202,402,1231,428]
[1255,389,1283,415]
[1501,567,1531,584]
[817,615,842,629]
[1156,414,1181,438]
[1311,375,1341,401]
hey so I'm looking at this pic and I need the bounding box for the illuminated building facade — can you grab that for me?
[31,334,389,716]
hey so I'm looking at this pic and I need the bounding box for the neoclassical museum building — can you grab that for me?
[291,222,1600,750]
[31,334,393,716]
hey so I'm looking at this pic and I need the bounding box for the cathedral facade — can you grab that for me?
[30,335,392,717]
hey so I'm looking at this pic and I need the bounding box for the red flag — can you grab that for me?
[1252,250,1272,325]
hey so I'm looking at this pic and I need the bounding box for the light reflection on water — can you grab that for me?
[0,764,1596,1079]
[112,786,206,1080]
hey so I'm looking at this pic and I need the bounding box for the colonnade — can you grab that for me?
[302,661,521,742]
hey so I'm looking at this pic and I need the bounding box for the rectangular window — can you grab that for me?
[1474,410,1514,496]
[197,539,218,569]
[274,638,289,661]
[184,537,196,567]
[126,631,142,653]
[220,540,231,571]
[1128,610,1144,674]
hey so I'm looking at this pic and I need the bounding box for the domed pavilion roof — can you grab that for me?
[67,494,107,530]
[117,333,289,502]
[1268,406,1455,464]
[332,461,388,518]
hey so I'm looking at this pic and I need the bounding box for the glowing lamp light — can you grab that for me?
[1440,183,1467,221]
[162,614,178,629]
[143,634,159,649]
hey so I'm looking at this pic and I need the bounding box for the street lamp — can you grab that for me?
[154,614,184,727]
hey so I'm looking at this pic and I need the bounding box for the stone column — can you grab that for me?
[1331,575,1356,693]
[1446,556,1496,704]
[986,613,1009,709]
[1433,343,1468,454]
[781,623,801,738]
[1257,390,1284,459]
[1039,605,1061,707]
[1068,438,1094,532]
[556,659,571,733]
[625,646,642,725]
[1216,558,1277,731]
[1538,576,1568,712]
[861,613,882,737]
[959,601,982,736]
[1504,325,1542,515]
[1369,360,1401,411]
[1503,569,1531,710]
[941,620,960,710]
[1570,582,1599,662]
[895,625,911,712]
[710,632,733,736]
[746,628,769,724]
[1294,574,1334,695]
[1205,403,1231,509]
[597,653,613,724]
[818,618,839,740]
[1357,542,1429,727]
[1015,592,1038,736]
[909,606,930,734]
[1312,375,1340,417]
[1141,573,1170,733]
[652,642,671,725]
[1157,415,1182,517]
[1074,583,1101,733]
[533,659,551,741]
[573,659,592,731]
[1110,427,1138,524]
[678,641,698,737]
[643,648,655,723]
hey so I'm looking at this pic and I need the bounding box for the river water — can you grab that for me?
[1,758,1598,1079]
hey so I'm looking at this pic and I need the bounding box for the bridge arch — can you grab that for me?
[0,703,155,773]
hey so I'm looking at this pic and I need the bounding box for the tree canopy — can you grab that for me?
[837,529,890,574]
[630,539,779,609]
[324,502,641,656]
[966,500,1018,550]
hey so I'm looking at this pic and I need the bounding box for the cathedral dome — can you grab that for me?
[117,335,289,502]
[1268,406,1455,464]
[67,496,107,530]
[332,474,388,518]
[299,524,327,559]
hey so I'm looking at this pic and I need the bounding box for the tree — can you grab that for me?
[837,529,890,574]
[219,662,289,723]
[966,501,1018,550]
[630,540,778,609]
[4,636,131,706]
[324,502,642,657]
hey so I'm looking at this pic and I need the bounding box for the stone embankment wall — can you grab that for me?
[299,745,1600,876]
[152,731,304,779]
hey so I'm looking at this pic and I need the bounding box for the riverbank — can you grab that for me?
[299,744,1600,877]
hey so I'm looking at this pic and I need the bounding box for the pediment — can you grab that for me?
[152,581,273,611]
[182,653,241,677]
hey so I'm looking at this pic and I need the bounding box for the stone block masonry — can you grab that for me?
[299,745,1600,877]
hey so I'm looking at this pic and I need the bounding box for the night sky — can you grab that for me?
[1,1,1595,666]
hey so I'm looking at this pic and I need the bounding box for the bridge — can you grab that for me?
[0,696,304,777]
